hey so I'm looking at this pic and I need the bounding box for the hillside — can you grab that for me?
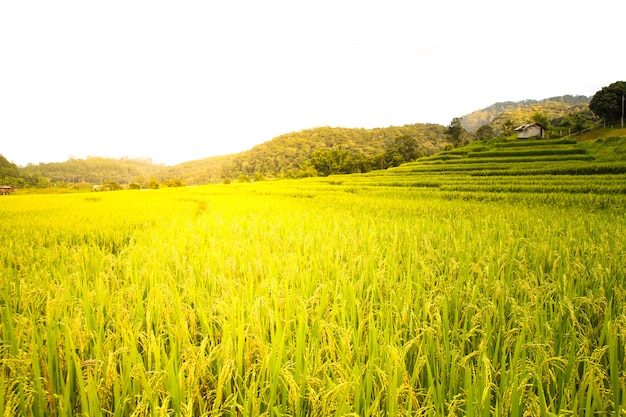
[461,95,591,133]
[16,157,165,188]
[0,154,19,182]
[289,129,626,204]
[158,123,448,184]
[2,93,614,189]
[1,123,448,187]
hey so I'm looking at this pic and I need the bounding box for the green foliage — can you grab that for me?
[461,95,591,134]
[36,177,52,188]
[474,124,494,141]
[589,81,626,123]
[161,124,448,183]
[145,176,160,189]
[384,134,422,166]
[19,156,165,186]
[0,155,19,184]
[3,91,617,191]
[445,117,467,147]
[297,160,317,178]
[559,109,596,134]
[531,112,550,128]
[310,147,352,176]
[97,180,123,191]
[237,173,251,183]
[161,178,185,188]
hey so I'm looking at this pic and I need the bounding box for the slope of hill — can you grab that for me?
[155,154,235,185]
[289,131,626,206]
[461,95,591,132]
[2,94,612,189]
[0,154,20,182]
[17,157,165,187]
[158,123,449,184]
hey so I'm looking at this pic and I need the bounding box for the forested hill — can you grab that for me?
[7,157,165,188]
[1,95,599,188]
[158,123,449,183]
[0,155,19,177]
[461,95,591,132]
[2,123,448,187]
[0,154,20,180]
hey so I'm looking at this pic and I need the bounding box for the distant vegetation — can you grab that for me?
[158,123,448,183]
[1,156,167,191]
[2,124,449,188]
[460,95,593,135]
[589,81,626,123]
[3,84,625,190]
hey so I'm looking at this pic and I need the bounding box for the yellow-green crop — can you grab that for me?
[1,178,625,416]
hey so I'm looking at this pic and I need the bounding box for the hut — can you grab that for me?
[514,123,545,139]
[0,185,14,195]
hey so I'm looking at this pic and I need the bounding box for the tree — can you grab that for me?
[502,120,515,137]
[100,180,122,191]
[589,81,626,123]
[145,177,160,189]
[565,110,595,133]
[162,178,185,187]
[475,124,494,141]
[383,135,422,168]
[310,147,352,176]
[36,177,52,188]
[445,118,467,147]
[531,112,550,129]
[0,155,19,183]
[298,160,318,178]
[393,135,421,162]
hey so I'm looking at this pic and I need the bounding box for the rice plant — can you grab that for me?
[1,176,625,416]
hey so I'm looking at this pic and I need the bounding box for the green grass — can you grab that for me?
[1,151,626,416]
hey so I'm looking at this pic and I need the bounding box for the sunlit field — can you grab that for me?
[2,158,626,415]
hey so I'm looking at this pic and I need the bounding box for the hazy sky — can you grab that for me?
[1,0,623,166]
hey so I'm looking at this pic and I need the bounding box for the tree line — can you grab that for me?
[3,82,622,189]
[158,124,449,183]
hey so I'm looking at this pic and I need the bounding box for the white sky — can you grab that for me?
[1,0,623,166]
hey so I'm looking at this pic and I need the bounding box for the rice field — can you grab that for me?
[1,149,626,416]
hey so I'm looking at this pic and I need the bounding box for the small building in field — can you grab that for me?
[514,123,545,139]
[0,185,14,195]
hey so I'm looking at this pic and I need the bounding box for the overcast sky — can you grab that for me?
[1,0,623,166]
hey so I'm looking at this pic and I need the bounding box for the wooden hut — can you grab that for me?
[514,123,545,139]
[0,185,14,195]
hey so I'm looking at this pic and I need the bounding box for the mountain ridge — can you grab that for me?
[460,95,591,132]
[1,93,600,187]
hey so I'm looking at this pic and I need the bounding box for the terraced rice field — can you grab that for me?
[1,138,625,416]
